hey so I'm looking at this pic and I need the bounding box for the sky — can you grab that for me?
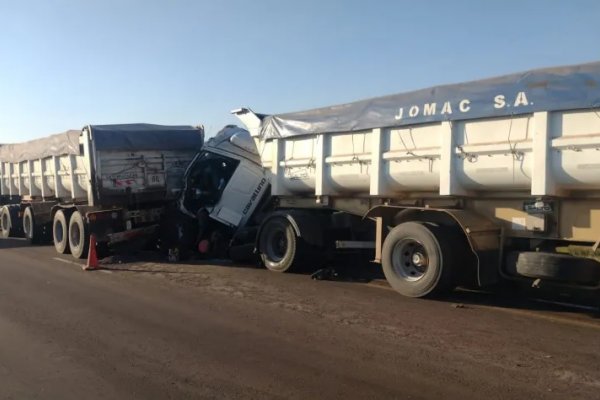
[1,0,599,142]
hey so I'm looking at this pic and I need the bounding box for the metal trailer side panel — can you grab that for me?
[0,130,82,201]
[93,148,198,206]
[85,124,203,208]
[244,109,600,198]
[0,151,89,202]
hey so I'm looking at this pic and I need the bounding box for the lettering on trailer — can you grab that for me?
[106,173,138,188]
[287,167,311,181]
[107,173,138,180]
[114,179,136,187]
[394,92,530,121]
[242,178,267,215]
[259,63,600,139]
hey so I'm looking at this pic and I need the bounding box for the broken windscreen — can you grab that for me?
[182,152,240,214]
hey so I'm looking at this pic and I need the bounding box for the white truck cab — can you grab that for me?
[178,125,270,236]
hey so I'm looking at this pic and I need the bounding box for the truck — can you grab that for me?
[0,124,204,258]
[174,61,600,298]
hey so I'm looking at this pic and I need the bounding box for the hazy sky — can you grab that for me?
[1,0,599,142]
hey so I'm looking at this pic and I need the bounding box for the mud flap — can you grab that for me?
[475,249,501,286]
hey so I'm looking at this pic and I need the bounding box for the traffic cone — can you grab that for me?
[83,234,99,270]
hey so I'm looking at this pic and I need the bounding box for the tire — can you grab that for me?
[0,207,8,239]
[68,211,89,259]
[53,209,70,254]
[258,217,303,272]
[0,205,23,238]
[381,222,456,298]
[514,251,600,286]
[22,207,45,244]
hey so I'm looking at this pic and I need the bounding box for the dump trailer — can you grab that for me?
[175,61,600,298]
[0,124,204,258]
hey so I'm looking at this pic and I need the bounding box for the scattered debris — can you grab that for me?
[168,248,181,263]
[311,267,338,281]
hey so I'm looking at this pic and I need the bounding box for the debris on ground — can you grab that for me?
[311,267,339,281]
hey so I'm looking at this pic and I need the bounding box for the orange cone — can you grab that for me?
[83,234,99,270]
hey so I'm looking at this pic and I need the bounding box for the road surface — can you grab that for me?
[1,238,600,399]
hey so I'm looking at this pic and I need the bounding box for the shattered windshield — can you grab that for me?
[182,152,239,213]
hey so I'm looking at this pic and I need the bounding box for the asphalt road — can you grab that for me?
[1,238,600,400]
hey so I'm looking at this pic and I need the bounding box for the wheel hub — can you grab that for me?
[2,213,8,230]
[265,229,288,262]
[412,252,426,267]
[392,239,429,281]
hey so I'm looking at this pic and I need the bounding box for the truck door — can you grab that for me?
[210,163,268,228]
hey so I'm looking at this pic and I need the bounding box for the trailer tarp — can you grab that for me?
[258,61,600,139]
[0,130,80,163]
[88,124,204,152]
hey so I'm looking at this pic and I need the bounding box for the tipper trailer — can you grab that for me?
[176,61,600,297]
[0,124,204,258]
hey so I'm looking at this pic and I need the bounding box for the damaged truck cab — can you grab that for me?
[176,126,271,258]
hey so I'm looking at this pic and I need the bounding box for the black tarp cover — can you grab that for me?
[0,124,204,163]
[88,124,204,152]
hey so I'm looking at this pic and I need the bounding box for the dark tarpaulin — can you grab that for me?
[88,124,204,152]
[259,61,600,139]
[0,124,204,163]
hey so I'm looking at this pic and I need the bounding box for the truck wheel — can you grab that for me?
[69,211,89,259]
[258,217,303,272]
[0,207,9,238]
[53,210,70,254]
[1,205,23,238]
[381,222,455,298]
[514,252,600,286]
[22,207,44,244]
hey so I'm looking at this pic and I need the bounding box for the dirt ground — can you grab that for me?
[1,239,600,399]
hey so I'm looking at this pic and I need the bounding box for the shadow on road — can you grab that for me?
[439,285,600,318]
[0,238,37,249]
[99,246,600,318]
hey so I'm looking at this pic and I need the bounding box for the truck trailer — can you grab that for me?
[0,124,204,258]
[177,61,600,298]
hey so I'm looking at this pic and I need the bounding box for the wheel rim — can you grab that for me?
[55,219,64,243]
[265,227,287,262]
[1,211,8,231]
[24,214,31,236]
[391,238,429,281]
[71,222,81,248]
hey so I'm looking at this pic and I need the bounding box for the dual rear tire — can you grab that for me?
[53,209,89,259]
[22,207,51,244]
[0,205,23,239]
